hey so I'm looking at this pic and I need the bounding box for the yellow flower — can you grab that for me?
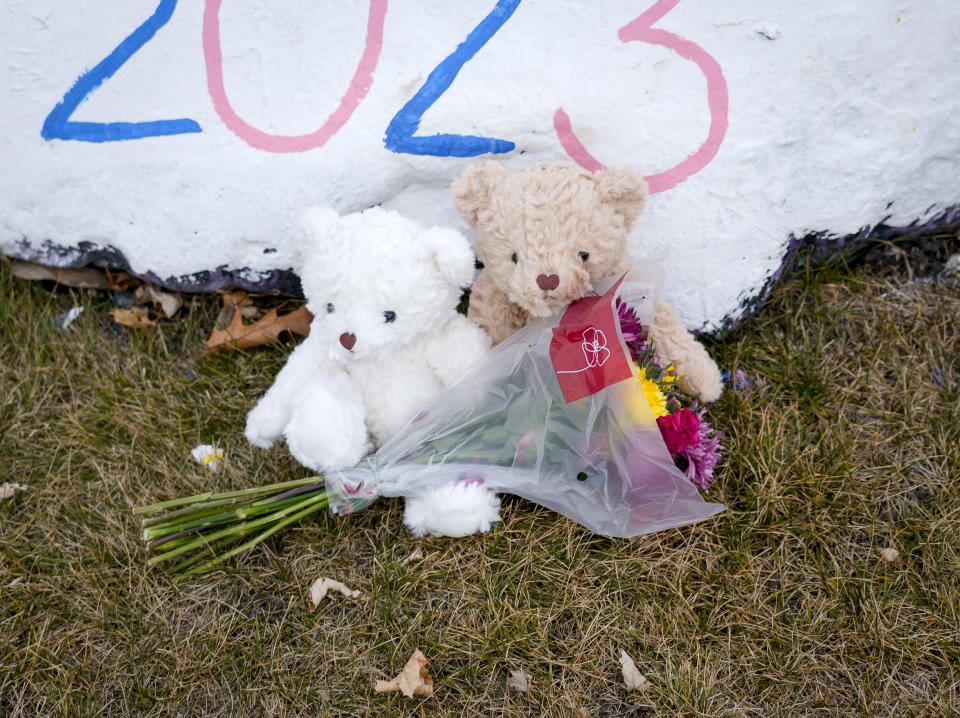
[661,365,679,388]
[638,368,669,419]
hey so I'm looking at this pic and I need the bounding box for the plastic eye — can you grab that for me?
[511,253,519,264]
[578,251,589,261]
[326,303,335,314]
[383,311,396,323]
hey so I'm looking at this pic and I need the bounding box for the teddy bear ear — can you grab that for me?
[592,166,649,228]
[451,161,507,227]
[298,206,341,249]
[420,226,475,288]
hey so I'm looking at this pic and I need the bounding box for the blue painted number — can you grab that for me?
[383,0,520,157]
[41,0,201,142]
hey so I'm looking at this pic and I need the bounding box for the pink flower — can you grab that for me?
[656,407,700,455]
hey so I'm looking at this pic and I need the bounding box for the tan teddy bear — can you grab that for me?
[452,161,723,402]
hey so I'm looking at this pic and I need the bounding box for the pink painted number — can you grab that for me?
[554,0,729,193]
[202,0,387,153]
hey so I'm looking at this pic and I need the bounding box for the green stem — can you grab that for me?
[134,476,323,515]
[167,533,249,574]
[144,534,198,552]
[148,492,329,566]
[176,494,331,579]
[141,497,258,528]
[143,492,325,542]
[142,483,322,530]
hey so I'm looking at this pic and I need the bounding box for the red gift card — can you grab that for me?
[550,276,634,403]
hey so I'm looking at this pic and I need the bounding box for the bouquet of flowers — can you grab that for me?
[137,266,724,577]
[616,299,723,493]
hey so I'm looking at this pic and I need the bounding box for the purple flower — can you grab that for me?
[722,368,755,392]
[678,405,723,492]
[616,298,641,342]
[616,299,652,361]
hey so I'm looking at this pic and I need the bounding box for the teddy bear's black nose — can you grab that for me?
[339,332,357,350]
[537,274,560,291]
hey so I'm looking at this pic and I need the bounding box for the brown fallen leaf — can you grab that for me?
[11,261,109,289]
[111,306,156,328]
[213,291,254,331]
[105,268,141,291]
[215,306,260,332]
[0,482,28,500]
[307,577,361,611]
[205,304,311,354]
[134,284,182,318]
[374,650,434,698]
[507,670,531,693]
[619,650,648,692]
[218,290,254,309]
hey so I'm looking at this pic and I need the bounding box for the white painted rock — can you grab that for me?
[2,0,958,329]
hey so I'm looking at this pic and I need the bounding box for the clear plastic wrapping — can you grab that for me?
[325,266,724,537]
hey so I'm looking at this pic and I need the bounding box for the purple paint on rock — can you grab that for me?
[9,238,302,295]
[7,202,959,331]
[710,204,960,334]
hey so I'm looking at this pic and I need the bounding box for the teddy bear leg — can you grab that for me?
[648,299,724,403]
[403,480,502,538]
[284,374,372,472]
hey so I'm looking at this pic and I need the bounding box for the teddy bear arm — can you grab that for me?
[467,271,530,344]
[244,331,336,448]
[423,314,493,386]
[648,299,724,403]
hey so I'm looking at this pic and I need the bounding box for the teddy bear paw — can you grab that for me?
[403,481,502,538]
[244,403,286,449]
[679,362,724,403]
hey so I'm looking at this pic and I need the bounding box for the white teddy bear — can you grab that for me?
[244,206,501,538]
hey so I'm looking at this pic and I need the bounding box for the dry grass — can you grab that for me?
[2,247,959,717]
